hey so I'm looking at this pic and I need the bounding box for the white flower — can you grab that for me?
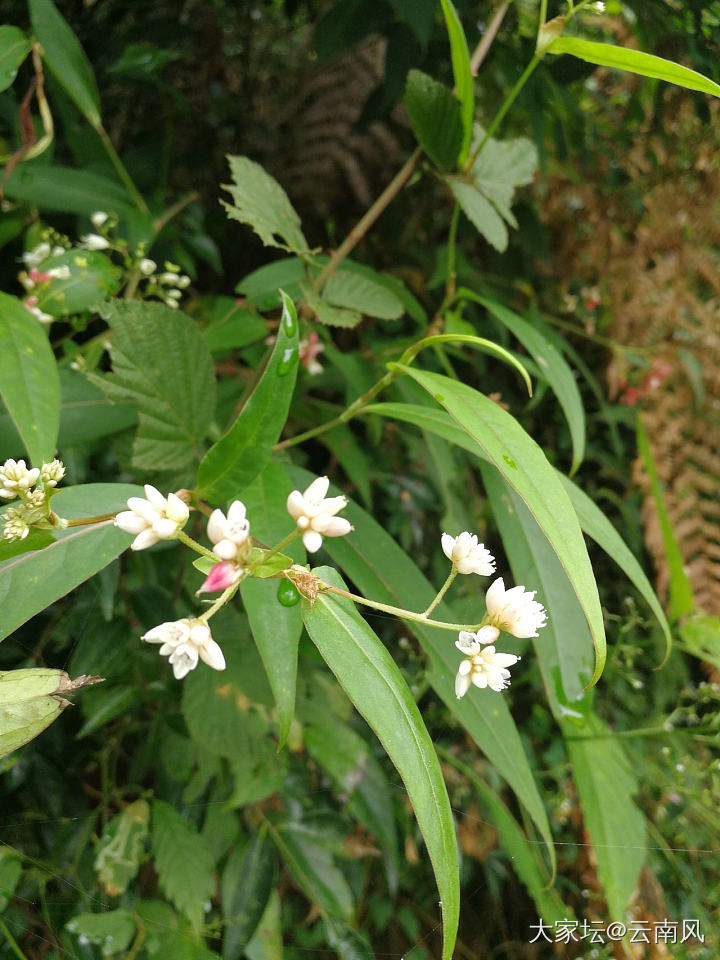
[81,233,110,251]
[454,628,519,697]
[22,242,51,268]
[91,211,109,228]
[142,618,226,679]
[27,304,54,324]
[484,577,547,638]
[207,501,250,560]
[286,475,353,553]
[114,484,189,550]
[41,459,65,487]
[0,459,40,499]
[139,258,156,275]
[1,507,30,542]
[441,531,495,576]
[48,265,71,280]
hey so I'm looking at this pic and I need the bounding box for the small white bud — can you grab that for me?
[80,233,110,251]
[139,258,157,276]
[90,211,109,228]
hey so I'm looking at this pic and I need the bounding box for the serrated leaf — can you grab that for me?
[438,0,474,162]
[405,69,463,170]
[33,250,123,319]
[95,800,149,897]
[221,834,275,959]
[447,177,509,251]
[301,283,362,329]
[66,910,135,955]
[548,36,720,98]
[0,483,141,642]
[3,165,136,218]
[0,26,31,92]
[29,0,102,129]
[323,270,404,321]
[222,156,308,253]
[302,566,459,960]
[151,800,215,934]
[0,292,60,465]
[92,301,216,474]
[196,293,298,500]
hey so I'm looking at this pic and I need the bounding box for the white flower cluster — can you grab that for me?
[136,259,191,309]
[286,476,353,553]
[114,485,190,550]
[440,531,547,699]
[0,458,66,542]
[142,618,225,680]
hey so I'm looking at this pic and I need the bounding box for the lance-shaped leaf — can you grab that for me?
[548,37,720,99]
[3,165,135,218]
[388,366,606,686]
[0,26,31,92]
[302,566,459,960]
[0,483,142,642]
[239,462,304,748]
[222,156,309,253]
[0,292,60,465]
[439,0,474,162]
[197,293,298,500]
[221,834,275,959]
[0,669,100,759]
[323,270,404,321]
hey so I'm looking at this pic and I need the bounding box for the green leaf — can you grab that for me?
[196,293,298,500]
[151,800,215,934]
[678,615,720,671]
[65,910,135,956]
[239,462,304,749]
[92,301,216,474]
[221,834,275,959]
[0,668,84,759]
[446,178,508,251]
[0,483,142,642]
[0,849,22,912]
[29,0,102,128]
[461,292,585,473]
[245,890,283,960]
[636,417,693,621]
[0,292,60,465]
[323,270,404,321]
[564,715,646,920]
[267,818,353,921]
[235,258,306,310]
[300,283,362,329]
[222,156,309,253]
[404,69,464,170]
[302,566,459,960]
[34,250,123,319]
[389,366,606,686]
[0,26,31,92]
[95,800,149,897]
[323,917,374,960]
[3,164,135,218]
[362,402,671,654]
[0,528,55,565]
[438,0,474,162]
[400,332,532,396]
[548,37,720,99]
[203,302,267,353]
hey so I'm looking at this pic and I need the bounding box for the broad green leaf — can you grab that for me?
[222,156,309,253]
[221,834,275,959]
[95,800,150,897]
[389,366,606,685]
[196,293,298,499]
[365,400,671,654]
[447,177,508,251]
[0,668,91,759]
[636,417,693,621]
[460,292,585,473]
[0,483,142,642]
[0,292,60,465]
[564,715,646,920]
[3,164,135,218]
[439,0,474,162]
[482,464,594,715]
[548,37,720,99]
[0,849,22,912]
[289,465,554,871]
[235,258,306,310]
[0,26,31,92]
[0,528,55,565]
[239,462,304,748]
[404,69,463,170]
[202,302,267,353]
[151,800,215,934]
[323,270,404,321]
[245,889,283,960]
[29,0,102,128]
[302,566,459,960]
[34,250,123,319]
[92,301,216,474]
[135,900,217,959]
[267,818,353,921]
[65,910,135,955]
[300,283,362,329]
[305,723,399,890]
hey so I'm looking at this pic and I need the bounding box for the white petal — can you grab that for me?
[313,516,352,538]
[143,620,187,644]
[317,495,347,517]
[166,493,189,524]
[213,539,238,560]
[456,632,480,655]
[484,577,506,617]
[441,533,455,561]
[455,670,472,698]
[304,476,330,502]
[492,652,520,668]
[207,508,228,544]
[476,625,500,645]
[455,558,476,575]
[153,517,178,539]
[457,658,472,675]
[303,530,323,553]
[115,512,147,535]
[189,622,211,646]
[132,529,159,551]
[471,672,489,688]
[286,490,306,520]
[199,639,226,671]
[143,484,167,509]
[172,657,196,680]
[227,501,247,525]
[127,497,160,523]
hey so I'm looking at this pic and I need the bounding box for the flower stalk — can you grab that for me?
[422,568,458,618]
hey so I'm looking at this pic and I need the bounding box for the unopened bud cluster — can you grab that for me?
[0,458,66,542]
[134,258,191,309]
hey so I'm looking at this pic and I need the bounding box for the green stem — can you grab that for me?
[176,529,217,562]
[96,125,149,215]
[321,581,482,633]
[258,528,302,565]
[0,918,29,960]
[445,201,460,304]
[423,568,458,617]
[199,583,239,621]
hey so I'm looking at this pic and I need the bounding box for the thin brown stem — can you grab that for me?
[152,190,200,235]
[470,2,510,75]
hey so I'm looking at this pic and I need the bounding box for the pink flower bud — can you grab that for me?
[198,561,242,594]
